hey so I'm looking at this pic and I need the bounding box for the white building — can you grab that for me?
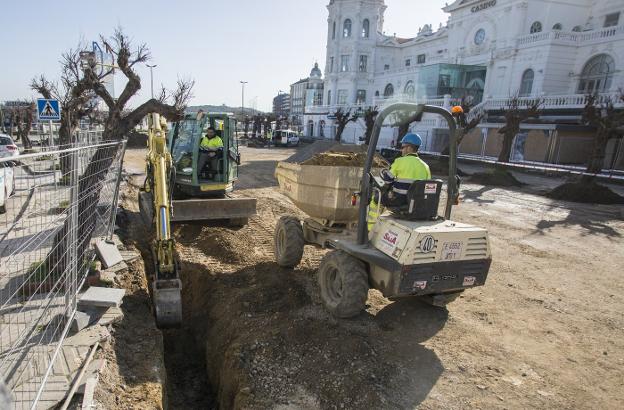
[305,0,624,168]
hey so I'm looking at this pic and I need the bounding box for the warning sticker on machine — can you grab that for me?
[378,230,399,255]
[463,276,476,286]
[424,183,438,194]
[441,241,463,260]
[413,280,428,291]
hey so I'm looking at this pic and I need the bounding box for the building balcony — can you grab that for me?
[516,25,624,48]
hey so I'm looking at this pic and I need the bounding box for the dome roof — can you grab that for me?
[310,62,322,78]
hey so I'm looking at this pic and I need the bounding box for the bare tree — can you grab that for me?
[333,108,358,142]
[47,28,193,277]
[581,92,624,174]
[362,106,379,145]
[498,95,543,163]
[3,103,35,151]
[442,97,484,156]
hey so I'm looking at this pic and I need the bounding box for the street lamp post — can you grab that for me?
[147,64,157,99]
[240,81,248,136]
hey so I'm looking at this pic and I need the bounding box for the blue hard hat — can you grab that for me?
[400,133,422,147]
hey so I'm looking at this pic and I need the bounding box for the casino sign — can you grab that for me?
[471,0,497,13]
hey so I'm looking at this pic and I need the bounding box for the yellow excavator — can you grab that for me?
[139,112,256,327]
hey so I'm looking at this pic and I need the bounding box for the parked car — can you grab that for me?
[0,161,15,214]
[274,130,300,147]
[0,134,19,158]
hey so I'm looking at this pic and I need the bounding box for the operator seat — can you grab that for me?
[382,179,443,220]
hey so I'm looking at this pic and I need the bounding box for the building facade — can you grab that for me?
[290,63,326,132]
[272,92,291,118]
[290,78,308,130]
[305,0,624,168]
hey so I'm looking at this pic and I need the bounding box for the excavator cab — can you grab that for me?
[168,111,241,197]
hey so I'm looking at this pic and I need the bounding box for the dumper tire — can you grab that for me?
[318,250,369,318]
[274,216,305,268]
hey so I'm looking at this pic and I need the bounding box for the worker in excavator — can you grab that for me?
[198,126,224,178]
[368,133,431,229]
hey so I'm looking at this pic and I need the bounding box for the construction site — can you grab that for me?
[1,0,624,407]
[86,135,623,409]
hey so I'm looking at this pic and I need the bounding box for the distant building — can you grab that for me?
[302,0,624,170]
[290,78,308,130]
[272,93,291,118]
[290,63,325,132]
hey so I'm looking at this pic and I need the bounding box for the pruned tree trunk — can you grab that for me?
[586,130,608,174]
[498,126,517,163]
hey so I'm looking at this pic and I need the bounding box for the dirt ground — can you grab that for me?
[113,145,623,409]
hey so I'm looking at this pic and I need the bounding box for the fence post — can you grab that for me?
[108,141,127,240]
[68,147,80,314]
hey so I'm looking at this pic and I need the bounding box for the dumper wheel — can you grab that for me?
[318,250,369,318]
[274,216,305,268]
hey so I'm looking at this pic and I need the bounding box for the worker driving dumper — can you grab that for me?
[198,126,224,179]
[368,132,431,229]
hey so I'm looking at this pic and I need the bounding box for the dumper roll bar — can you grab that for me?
[357,103,459,246]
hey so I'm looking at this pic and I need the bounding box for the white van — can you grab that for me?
[274,130,299,147]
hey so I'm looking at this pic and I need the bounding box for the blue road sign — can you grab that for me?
[37,99,61,121]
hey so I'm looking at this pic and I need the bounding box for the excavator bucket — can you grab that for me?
[152,278,183,328]
[140,192,257,226]
[170,197,257,225]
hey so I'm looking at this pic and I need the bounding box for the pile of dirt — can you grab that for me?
[301,151,388,167]
[546,180,624,205]
[125,130,148,149]
[469,169,525,187]
[285,141,367,163]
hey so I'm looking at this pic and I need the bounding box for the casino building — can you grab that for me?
[304,0,624,169]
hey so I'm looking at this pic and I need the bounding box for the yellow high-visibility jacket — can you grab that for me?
[200,136,223,150]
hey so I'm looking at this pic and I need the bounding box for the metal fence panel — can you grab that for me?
[0,140,125,409]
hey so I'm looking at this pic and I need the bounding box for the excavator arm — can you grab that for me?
[141,113,182,328]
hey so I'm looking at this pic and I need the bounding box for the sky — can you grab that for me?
[1,0,448,112]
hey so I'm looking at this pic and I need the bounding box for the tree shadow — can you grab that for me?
[461,185,496,205]
[534,202,622,239]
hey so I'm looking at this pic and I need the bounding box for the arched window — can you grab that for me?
[332,21,336,39]
[362,19,370,38]
[404,81,415,99]
[343,19,352,37]
[327,90,331,105]
[384,83,394,97]
[519,69,534,97]
[572,25,582,32]
[552,23,562,30]
[375,91,380,97]
[530,21,543,34]
[578,54,615,94]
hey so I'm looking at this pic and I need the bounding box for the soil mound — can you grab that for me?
[125,130,148,148]
[469,169,524,187]
[546,180,624,205]
[285,141,367,163]
[301,151,388,167]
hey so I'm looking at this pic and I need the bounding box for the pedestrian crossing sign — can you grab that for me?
[37,99,61,121]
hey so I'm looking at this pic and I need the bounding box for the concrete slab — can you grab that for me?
[119,250,141,263]
[102,260,128,275]
[94,240,123,269]
[98,307,124,326]
[71,311,92,333]
[78,287,125,308]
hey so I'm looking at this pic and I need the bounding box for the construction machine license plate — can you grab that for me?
[441,242,463,261]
